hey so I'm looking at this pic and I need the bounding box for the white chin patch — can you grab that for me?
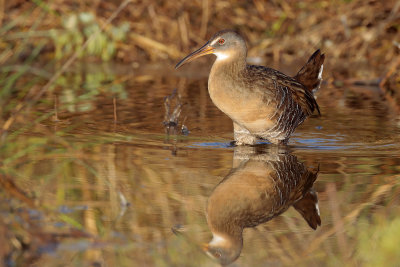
[214,52,230,61]
[210,234,226,245]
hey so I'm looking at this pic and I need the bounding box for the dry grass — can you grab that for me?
[1,0,399,77]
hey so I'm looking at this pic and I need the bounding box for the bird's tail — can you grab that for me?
[293,189,321,230]
[294,49,325,94]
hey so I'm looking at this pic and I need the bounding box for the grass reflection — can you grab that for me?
[1,112,400,266]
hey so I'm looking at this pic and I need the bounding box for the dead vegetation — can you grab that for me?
[1,0,399,79]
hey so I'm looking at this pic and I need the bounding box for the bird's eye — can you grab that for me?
[218,38,225,45]
[214,251,221,258]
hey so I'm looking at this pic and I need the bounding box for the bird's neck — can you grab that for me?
[209,220,243,243]
[210,55,247,78]
[209,55,247,97]
[207,54,248,119]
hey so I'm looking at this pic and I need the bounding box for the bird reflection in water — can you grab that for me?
[204,146,320,265]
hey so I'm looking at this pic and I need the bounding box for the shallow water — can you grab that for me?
[2,63,400,266]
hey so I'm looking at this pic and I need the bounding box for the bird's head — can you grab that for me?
[202,233,243,266]
[175,30,247,69]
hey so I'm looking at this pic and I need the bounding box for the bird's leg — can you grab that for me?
[278,138,289,146]
[233,122,257,145]
[267,142,292,156]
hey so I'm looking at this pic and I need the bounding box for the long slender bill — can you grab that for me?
[175,41,214,69]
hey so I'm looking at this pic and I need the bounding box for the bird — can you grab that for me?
[203,146,321,265]
[175,30,324,145]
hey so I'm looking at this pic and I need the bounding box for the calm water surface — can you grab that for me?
[4,64,400,266]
